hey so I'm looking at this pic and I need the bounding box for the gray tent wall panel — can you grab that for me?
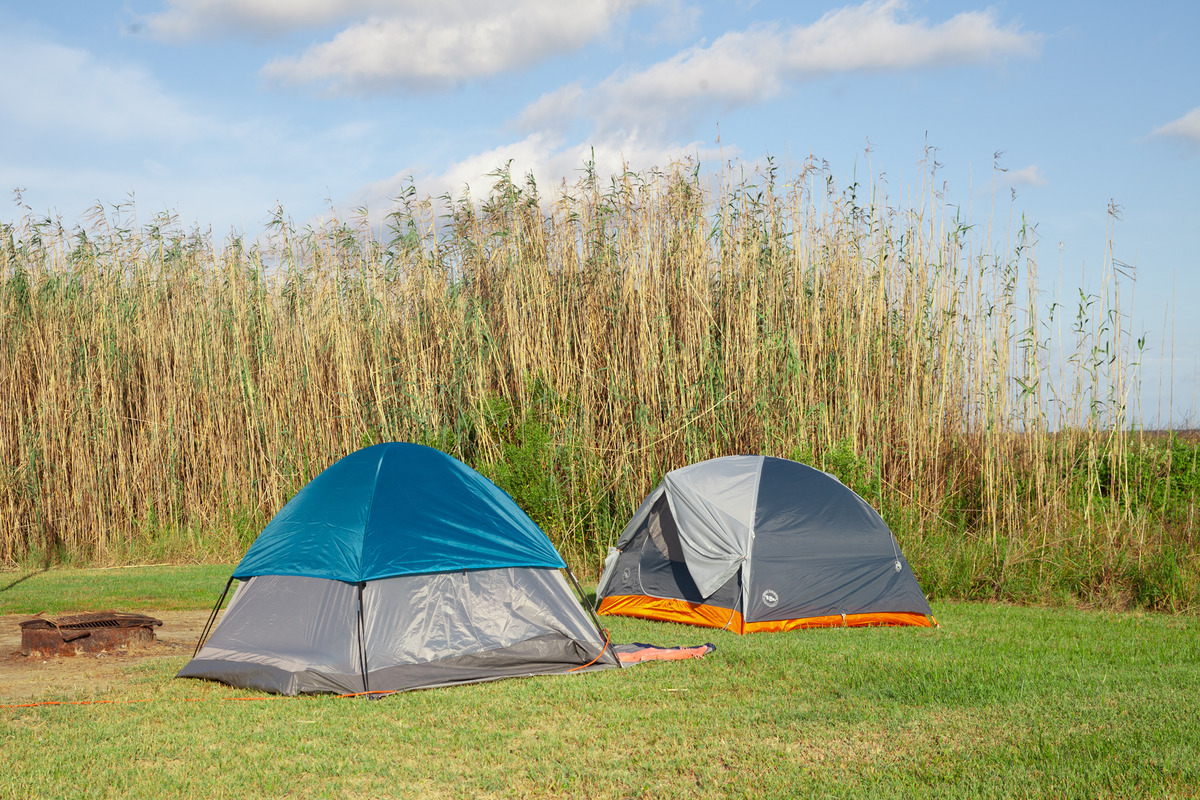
[598,491,742,612]
[178,575,364,695]
[662,455,760,597]
[745,458,931,622]
[359,569,606,668]
[614,486,666,551]
[596,485,662,599]
[635,494,703,600]
[178,568,618,695]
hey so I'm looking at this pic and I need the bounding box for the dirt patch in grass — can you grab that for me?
[0,610,212,703]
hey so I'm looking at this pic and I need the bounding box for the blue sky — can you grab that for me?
[2,1,1197,425]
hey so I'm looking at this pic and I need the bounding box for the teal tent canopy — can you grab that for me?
[232,442,564,582]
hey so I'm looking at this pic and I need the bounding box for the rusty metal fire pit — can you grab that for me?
[19,611,163,657]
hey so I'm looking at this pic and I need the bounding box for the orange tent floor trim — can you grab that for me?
[597,594,936,634]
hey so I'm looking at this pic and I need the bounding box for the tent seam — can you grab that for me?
[741,455,765,623]
[355,447,390,584]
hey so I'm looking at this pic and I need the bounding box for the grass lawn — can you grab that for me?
[1,565,1198,798]
[0,563,235,614]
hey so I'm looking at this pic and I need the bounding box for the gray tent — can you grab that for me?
[178,443,619,695]
[596,455,935,633]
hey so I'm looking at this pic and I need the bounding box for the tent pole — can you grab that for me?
[565,567,601,621]
[192,576,234,658]
[564,567,613,661]
[357,581,370,695]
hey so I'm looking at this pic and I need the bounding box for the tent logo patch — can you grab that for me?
[762,589,779,607]
[894,560,902,572]
[622,568,631,584]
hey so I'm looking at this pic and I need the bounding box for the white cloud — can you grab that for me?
[409,0,1041,220]
[1151,107,1200,145]
[0,33,210,141]
[353,131,721,218]
[260,0,644,92]
[517,0,1039,143]
[514,84,588,137]
[139,0,396,39]
[782,0,1037,73]
[1008,164,1047,187]
[645,0,702,42]
[353,133,558,215]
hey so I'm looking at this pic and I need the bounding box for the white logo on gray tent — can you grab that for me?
[762,589,779,607]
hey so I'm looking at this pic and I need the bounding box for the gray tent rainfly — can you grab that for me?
[596,455,936,633]
[177,442,619,696]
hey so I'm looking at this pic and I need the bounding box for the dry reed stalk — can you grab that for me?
[0,159,1163,589]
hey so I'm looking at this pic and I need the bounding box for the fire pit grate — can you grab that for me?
[19,611,164,657]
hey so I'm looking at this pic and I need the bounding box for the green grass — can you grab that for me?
[2,566,1198,798]
[0,564,234,614]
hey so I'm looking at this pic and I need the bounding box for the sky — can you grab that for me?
[2,0,1198,426]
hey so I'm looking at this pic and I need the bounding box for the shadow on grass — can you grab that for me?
[1,568,48,593]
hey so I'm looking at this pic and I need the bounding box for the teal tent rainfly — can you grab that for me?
[178,442,618,695]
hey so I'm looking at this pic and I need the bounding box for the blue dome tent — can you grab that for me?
[178,443,618,695]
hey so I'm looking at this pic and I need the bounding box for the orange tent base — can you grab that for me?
[597,595,936,634]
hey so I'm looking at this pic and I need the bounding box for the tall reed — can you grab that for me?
[1,158,1195,607]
